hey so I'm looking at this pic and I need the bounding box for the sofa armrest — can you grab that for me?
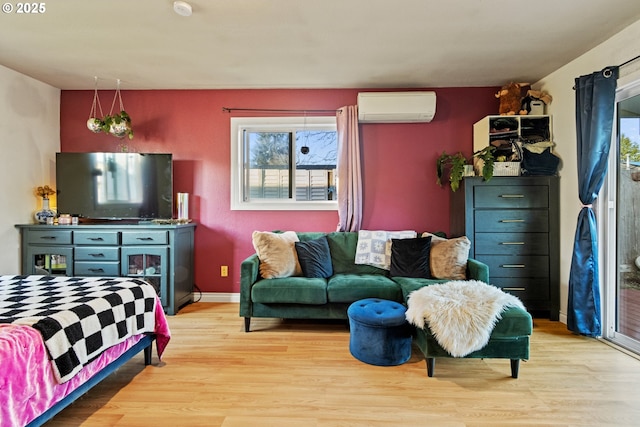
[467,258,489,283]
[240,253,261,317]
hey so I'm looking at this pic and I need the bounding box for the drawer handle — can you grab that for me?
[501,264,525,268]
[500,194,525,198]
[500,242,525,245]
[88,268,104,273]
[88,237,104,241]
[89,253,105,258]
[137,237,155,241]
[500,219,525,223]
[503,287,526,291]
[39,236,57,240]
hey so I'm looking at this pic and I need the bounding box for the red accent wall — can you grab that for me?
[60,88,498,293]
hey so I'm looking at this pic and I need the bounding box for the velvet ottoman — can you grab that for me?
[347,298,412,366]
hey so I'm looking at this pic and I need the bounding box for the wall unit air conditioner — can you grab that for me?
[357,91,437,123]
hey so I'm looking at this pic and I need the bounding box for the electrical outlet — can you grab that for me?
[221,265,228,277]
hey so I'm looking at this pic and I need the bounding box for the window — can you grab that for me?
[231,116,338,210]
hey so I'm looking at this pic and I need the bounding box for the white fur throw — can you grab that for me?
[405,280,525,357]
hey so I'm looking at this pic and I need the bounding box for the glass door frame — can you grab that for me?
[602,77,640,353]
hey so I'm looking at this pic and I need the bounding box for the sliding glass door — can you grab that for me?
[604,81,640,353]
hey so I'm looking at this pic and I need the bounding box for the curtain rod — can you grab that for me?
[222,107,341,114]
[620,53,640,68]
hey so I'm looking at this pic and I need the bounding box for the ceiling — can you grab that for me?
[1,0,640,90]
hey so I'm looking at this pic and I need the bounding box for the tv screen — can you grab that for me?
[56,152,173,220]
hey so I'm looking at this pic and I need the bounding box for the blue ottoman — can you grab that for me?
[347,298,412,366]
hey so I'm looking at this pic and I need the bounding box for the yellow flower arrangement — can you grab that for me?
[36,185,56,199]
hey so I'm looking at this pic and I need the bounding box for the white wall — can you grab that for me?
[536,19,640,323]
[0,65,60,274]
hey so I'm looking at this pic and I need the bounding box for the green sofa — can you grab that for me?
[239,231,489,332]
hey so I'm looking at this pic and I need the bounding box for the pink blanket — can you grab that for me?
[0,297,170,427]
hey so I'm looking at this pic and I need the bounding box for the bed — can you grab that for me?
[0,275,171,427]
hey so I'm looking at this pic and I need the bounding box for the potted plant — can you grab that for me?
[473,146,496,182]
[100,110,134,139]
[436,146,496,192]
[87,117,104,133]
[436,152,468,192]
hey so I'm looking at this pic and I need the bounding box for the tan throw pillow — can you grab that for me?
[252,231,302,279]
[429,236,471,280]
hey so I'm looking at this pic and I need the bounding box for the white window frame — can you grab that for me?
[230,116,338,211]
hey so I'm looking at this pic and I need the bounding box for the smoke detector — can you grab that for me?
[173,1,192,17]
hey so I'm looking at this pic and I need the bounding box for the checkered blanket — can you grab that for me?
[0,275,158,383]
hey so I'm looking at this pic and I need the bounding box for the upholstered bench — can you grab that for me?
[347,298,412,366]
[414,306,532,378]
[404,280,533,378]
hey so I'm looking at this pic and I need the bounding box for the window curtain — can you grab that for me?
[568,66,619,336]
[336,105,362,232]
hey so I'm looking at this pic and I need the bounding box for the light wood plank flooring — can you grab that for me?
[45,302,640,427]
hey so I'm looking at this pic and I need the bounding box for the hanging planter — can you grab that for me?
[87,76,104,133]
[105,79,133,139]
[101,110,133,139]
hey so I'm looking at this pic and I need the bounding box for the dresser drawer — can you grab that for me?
[474,210,549,232]
[474,185,548,209]
[27,230,72,245]
[75,246,119,261]
[474,232,549,255]
[491,277,550,300]
[74,261,120,276]
[74,230,119,245]
[476,255,549,278]
[121,230,168,245]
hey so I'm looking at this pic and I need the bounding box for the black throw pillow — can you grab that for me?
[295,236,333,278]
[389,236,432,278]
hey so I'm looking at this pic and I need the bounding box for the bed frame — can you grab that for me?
[26,335,155,427]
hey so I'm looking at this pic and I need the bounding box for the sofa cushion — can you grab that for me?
[295,236,333,278]
[327,274,401,303]
[251,277,327,304]
[392,276,452,301]
[355,230,417,270]
[326,232,388,275]
[389,236,432,278]
[252,231,302,279]
[427,235,471,280]
[296,232,329,242]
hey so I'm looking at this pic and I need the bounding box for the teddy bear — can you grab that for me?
[496,82,528,115]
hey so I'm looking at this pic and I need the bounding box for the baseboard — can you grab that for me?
[195,292,240,303]
[558,312,567,324]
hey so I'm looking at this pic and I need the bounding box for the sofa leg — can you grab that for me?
[510,359,520,378]
[244,317,251,332]
[426,358,435,377]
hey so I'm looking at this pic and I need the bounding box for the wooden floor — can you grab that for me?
[45,302,640,427]
[619,287,640,340]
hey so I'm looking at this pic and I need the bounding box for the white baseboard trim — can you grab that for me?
[558,312,567,324]
[195,292,240,303]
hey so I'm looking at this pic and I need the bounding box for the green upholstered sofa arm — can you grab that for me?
[467,258,489,283]
[239,254,260,317]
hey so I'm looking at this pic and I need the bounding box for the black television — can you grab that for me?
[56,152,173,220]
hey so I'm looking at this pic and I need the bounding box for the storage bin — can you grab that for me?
[493,162,521,176]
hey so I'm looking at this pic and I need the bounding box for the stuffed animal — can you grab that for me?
[496,82,527,115]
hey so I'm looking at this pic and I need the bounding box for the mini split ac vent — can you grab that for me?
[357,91,437,123]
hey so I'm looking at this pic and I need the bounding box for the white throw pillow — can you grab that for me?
[355,230,417,270]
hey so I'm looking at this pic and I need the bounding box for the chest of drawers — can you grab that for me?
[450,176,559,320]
[16,223,196,315]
